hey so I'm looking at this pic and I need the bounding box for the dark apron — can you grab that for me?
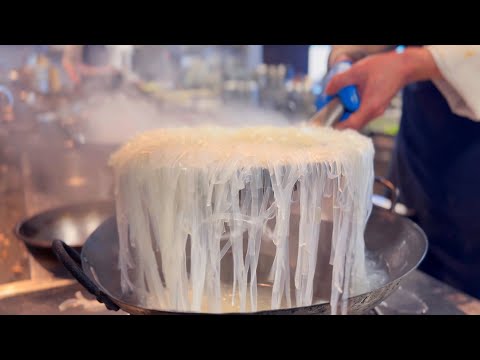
[390,80,480,298]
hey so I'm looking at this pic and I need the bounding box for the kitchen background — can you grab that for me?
[0,45,399,308]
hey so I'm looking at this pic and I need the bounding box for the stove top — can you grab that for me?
[0,273,467,315]
[0,282,127,315]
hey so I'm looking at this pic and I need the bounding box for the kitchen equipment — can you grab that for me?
[0,85,14,107]
[310,97,346,127]
[15,201,114,249]
[52,178,428,315]
[23,53,63,95]
[0,85,14,123]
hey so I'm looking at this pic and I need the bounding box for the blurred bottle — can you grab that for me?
[0,85,14,123]
[25,51,62,95]
[49,64,62,94]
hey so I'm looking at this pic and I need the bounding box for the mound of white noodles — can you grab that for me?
[110,125,375,314]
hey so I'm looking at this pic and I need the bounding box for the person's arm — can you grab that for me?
[325,46,443,130]
[426,45,480,121]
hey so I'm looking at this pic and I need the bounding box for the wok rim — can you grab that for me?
[14,200,115,249]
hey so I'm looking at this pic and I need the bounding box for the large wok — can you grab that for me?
[53,178,428,315]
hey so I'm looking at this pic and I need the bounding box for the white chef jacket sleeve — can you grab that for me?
[426,45,480,121]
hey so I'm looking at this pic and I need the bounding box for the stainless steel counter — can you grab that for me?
[0,268,479,315]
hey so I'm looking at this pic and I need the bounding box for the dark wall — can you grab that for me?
[263,45,310,75]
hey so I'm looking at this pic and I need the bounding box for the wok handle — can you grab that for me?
[52,240,120,311]
[374,176,399,213]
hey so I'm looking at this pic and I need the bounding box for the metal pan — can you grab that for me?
[52,178,428,315]
[16,201,114,250]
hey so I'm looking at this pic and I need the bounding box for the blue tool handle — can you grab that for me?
[338,84,360,113]
[334,62,361,120]
[314,61,361,122]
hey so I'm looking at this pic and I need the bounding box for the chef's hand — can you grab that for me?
[325,47,442,130]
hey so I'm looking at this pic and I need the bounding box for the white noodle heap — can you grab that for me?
[109,125,375,314]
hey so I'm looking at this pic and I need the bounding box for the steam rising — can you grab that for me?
[71,91,291,145]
